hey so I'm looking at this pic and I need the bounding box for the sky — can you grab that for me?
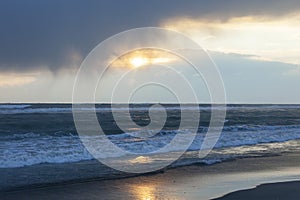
[0,0,300,103]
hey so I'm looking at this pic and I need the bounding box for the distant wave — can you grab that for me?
[0,105,205,114]
[0,107,72,114]
[0,104,31,109]
[1,104,300,114]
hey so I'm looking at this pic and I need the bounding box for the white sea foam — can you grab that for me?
[1,125,300,168]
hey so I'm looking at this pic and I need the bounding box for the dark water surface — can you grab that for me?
[0,104,300,189]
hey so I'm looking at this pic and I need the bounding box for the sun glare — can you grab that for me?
[130,57,149,68]
[111,49,176,69]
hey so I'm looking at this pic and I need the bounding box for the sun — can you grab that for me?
[130,57,149,68]
[110,48,177,69]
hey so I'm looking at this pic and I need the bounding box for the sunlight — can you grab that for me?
[130,57,149,68]
[161,15,300,65]
[129,156,151,164]
[111,49,176,69]
[130,182,181,200]
[133,185,156,200]
[0,73,36,87]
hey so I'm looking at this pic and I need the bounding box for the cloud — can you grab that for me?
[1,51,299,103]
[162,15,300,65]
[0,72,36,87]
[209,51,300,103]
[0,0,300,72]
[283,66,300,76]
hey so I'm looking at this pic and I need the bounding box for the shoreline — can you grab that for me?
[213,181,300,200]
[2,139,299,192]
[1,152,299,200]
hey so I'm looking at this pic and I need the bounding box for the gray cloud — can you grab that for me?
[0,0,300,72]
[1,51,299,103]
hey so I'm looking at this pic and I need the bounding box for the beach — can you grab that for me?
[1,104,300,199]
[1,0,300,199]
[1,152,299,200]
[214,181,300,200]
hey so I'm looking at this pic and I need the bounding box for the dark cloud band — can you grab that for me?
[0,0,299,72]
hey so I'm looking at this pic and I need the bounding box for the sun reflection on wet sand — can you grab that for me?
[132,185,157,200]
[129,177,185,200]
[129,182,182,200]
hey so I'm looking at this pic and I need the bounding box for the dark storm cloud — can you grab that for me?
[0,0,299,72]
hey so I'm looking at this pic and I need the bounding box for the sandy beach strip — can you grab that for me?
[1,152,300,200]
[213,181,300,200]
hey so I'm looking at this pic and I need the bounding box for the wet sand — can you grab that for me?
[213,181,300,200]
[1,153,300,200]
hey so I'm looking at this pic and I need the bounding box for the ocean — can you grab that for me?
[1,104,300,189]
